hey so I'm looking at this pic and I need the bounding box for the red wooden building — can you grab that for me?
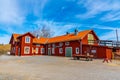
[9,30,112,59]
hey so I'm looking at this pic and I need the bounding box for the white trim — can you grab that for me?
[59,42,63,47]
[24,46,30,54]
[52,48,55,54]
[48,48,51,55]
[25,36,30,43]
[41,48,45,54]
[76,47,79,54]
[65,42,69,46]
[59,48,63,54]
[65,47,72,57]
[36,48,39,54]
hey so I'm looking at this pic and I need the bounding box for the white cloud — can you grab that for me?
[90,25,120,30]
[76,0,120,19]
[35,20,79,36]
[100,30,120,41]
[0,0,24,25]
[101,11,120,21]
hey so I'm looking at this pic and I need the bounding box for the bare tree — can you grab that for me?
[31,25,54,38]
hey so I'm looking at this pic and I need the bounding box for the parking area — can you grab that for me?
[0,55,120,80]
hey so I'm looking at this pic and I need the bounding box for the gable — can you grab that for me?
[17,32,35,39]
[9,34,21,44]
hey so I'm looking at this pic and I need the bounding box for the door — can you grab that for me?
[48,48,51,55]
[65,47,72,57]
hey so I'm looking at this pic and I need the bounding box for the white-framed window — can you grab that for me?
[18,48,20,53]
[36,44,40,47]
[59,42,63,47]
[24,46,30,54]
[91,50,96,54]
[41,48,45,54]
[65,42,69,45]
[52,48,55,54]
[59,48,63,54]
[36,48,39,54]
[12,47,15,53]
[32,47,34,53]
[52,44,55,48]
[25,36,30,43]
[88,34,94,45]
[76,47,79,54]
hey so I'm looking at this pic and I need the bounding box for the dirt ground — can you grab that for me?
[0,55,120,80]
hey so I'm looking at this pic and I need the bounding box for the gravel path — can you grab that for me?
[0,55,120,80]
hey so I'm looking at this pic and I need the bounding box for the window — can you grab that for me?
[12,47,15,53]
[65,42,69,45]
[59,48,63,54]
[76,47,79,54]
[91,50,96,54]
[32,47,34,53]
[36,44,40,47]
[24,46,30,54]
[52,48,55,54]
[25,36,30,43]
[59,42,63,47]
[18,48,20,54]
[36,48,39,54]
[88,34,94,45]
[41,48,45,54]
[52,44,55,48]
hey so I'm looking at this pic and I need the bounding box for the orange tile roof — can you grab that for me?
[13,34,21,41]
[11,30,93,44]
[33,37,49,44]
[47,30,92,43]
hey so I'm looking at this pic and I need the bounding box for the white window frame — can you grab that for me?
[65,42,69,45]
[76,47,79,54]
[59,42,63,47]
[36,48,39,54]
[36,44,40,47]
[41,48,45,54]
[25,36,30,43]
[18,48,20,53]
[52,44,55,48]
[24,46,30,54]
[59,48,63,54]
[91,49,96,54]
[32,47,34,53]
[52,48,55,54]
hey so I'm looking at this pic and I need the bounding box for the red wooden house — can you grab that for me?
[9,30,112,59]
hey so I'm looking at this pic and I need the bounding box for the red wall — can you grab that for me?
[46,40,82,57]
[82,44,112,59]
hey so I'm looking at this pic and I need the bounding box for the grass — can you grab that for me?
[0,44,11,55]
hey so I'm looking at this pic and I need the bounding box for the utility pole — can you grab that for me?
[116,29,119,42]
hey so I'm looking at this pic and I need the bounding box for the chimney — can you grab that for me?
[74,29,78,35]
[66,32,69,35]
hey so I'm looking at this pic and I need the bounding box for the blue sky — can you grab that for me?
[0,0,120,44]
